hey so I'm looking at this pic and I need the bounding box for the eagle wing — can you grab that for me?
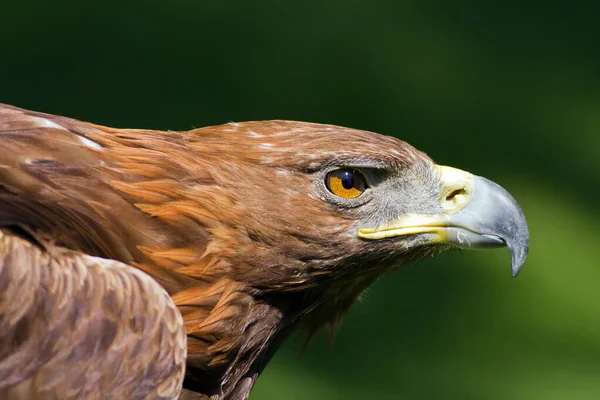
[0,229,187,399]
[0,104,190,398]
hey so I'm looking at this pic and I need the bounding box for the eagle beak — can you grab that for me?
[357,166,530,277]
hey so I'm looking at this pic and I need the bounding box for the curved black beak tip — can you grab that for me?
[509,239,529,278]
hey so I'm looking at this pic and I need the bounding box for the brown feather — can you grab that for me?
[0,103,434,399]
[0,229,186,399]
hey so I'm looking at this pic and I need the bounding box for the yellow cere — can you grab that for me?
[435,165,474,214]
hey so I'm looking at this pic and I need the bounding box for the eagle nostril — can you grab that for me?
[441,185,472,214]
[446,188,467,202]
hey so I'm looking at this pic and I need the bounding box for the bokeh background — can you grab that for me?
[2,1,599,399]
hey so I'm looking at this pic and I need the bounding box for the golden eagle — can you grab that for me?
[0,104,528,399]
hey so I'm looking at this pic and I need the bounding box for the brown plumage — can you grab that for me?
[0,103,529,399]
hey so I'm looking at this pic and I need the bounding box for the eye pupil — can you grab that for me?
[341,172,354,189]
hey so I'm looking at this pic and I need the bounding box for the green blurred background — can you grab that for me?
[2,1,599,399]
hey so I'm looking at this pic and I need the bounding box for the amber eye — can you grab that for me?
[325,168,368,199]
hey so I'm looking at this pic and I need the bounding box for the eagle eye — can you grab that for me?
[325,168,368,199]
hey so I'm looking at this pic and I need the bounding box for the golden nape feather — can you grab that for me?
[0,103,528,399]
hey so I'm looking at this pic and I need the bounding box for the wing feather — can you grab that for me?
[0,229,187,399]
